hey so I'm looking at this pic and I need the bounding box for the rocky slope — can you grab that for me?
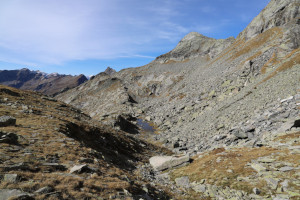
[56,0,300,199]
[0,68,87,96]
[0,85,176,200]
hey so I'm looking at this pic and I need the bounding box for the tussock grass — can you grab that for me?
[171,147,280,194]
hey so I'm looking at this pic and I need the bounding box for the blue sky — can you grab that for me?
[0,0,270,76]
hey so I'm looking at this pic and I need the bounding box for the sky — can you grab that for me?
[0,0,270,76]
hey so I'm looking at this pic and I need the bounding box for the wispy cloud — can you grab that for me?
[0,0,270,71]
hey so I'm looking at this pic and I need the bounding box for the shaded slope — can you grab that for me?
[0,68,87,96]
[0,85,171,199]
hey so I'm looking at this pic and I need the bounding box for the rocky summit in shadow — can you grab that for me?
[0,68,87,96]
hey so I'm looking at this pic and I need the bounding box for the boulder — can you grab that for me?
[232,129,248,139]
[253,187,261,195]
[175,176,190,188]
[0,132,18,144]
[69,164,94,174]
[4,174,19,183]
[265,178,279,190]
[251,163,267,173]
[0,189,33,200]
[35,186,54,194]
[149,155,190,171]
[0,116,16,127]
[279,166,294,172]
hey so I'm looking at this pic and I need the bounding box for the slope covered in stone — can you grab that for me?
[0,85,173,200]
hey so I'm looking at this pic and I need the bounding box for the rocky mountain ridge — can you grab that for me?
[0,68,87,96]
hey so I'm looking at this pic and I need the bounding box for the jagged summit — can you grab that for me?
[155,32,235,63]
[180,32,207,41]
[104,66,117,75]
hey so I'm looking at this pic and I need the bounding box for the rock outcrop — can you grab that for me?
[238,0,300,41]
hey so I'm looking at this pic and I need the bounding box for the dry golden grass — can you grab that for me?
[261,51,278,74]
[171,147,281,194]
[206,38,245,67]
[275,131,300,142]
[169,93,186,102]
[0,85,172,199]
[228,27,283,61]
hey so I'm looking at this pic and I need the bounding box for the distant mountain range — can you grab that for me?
[0,68,87,96]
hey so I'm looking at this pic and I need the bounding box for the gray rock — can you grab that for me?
[257,157,276,163]
[233,129,248,139]
[1,163,29,172]
[0,189,33,200]
[0,132,18,144]
[175,176,190,188]
[35,186,54,194]
[238,0,300,40]
[251,163,267,172]
[265,178,279,190]
[192,184,206,193]
[0,116,16,127]
[279,166,294,172]
[42,163,67,172]
[253,187,261,195]
[4,174,19,183]
[149,155,190,171]
[69,164,94,174]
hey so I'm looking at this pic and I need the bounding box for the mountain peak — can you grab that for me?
[155,32,235,63]
[104,67,116,75]
[181,32,206,41]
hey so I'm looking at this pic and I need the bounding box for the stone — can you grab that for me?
[253,187,261,195]
[214,134,227,141]
[0,116,16,127]
[69,164,94,174]
[175,176,190,188]
[35,186,54,194]
[145,116,151,121]
[149,155,190,171]
[79,158,94,164]
[251,163,267,172]
[280,96,293,103]
[258,157,276,163]
[42,163,66,171]
[233,129,248,139]
[279,166,294,172]
[193,184,206,193]
[265,178,279,190]
[0,189,33,200]
[0,132,18,144]
[4,174,19,183]
[1,163,29,172]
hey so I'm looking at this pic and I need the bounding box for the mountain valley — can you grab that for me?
[1,0,300,199]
